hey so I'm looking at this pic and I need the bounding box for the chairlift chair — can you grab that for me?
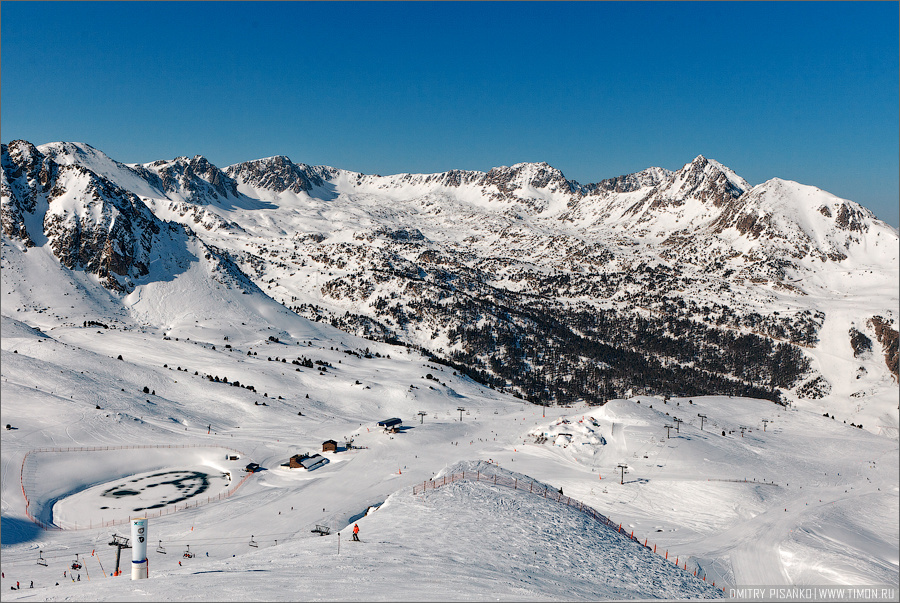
[156,540,166,554]
[71,553,82,570]
[183,545,194,559]
[37,550,48,566]
[249,535,258,548]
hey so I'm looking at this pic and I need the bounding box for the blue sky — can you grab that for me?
[2,2,898,225]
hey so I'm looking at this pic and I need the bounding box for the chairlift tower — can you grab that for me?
[418,411,427,424]
[698,414,707,431]
[617,463,628,485]
[674,418,683,433]
[108,534,131,577]
[457,407,465,421]
[762,419,770,431]
[664,424,674,439]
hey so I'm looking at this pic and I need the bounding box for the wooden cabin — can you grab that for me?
[322,439,338,452]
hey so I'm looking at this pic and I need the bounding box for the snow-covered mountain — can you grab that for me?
[2,140,897,436]
[2,140,898,600]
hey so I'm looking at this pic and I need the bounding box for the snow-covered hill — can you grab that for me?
[1,309,896,599]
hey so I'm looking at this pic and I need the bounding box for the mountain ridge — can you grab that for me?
[3,139,897,436]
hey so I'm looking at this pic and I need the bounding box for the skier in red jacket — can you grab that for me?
[352,523,360,541]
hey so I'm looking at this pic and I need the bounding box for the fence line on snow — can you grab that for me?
[20,444,251,531]
[413,470,725,592]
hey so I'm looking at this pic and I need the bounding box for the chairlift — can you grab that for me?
[466,410,470,415]
[183,545,194,559]
[71,553,82,570]
[156,540,166,554]
[37,550,48,566]
[249,535,258,548]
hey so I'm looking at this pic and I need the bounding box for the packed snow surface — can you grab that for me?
[1,306,897,599]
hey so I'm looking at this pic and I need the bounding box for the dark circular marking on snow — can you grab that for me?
[102,470,212,512]
[104,489,140,498]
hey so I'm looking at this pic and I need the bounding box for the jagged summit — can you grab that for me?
[226,155,336,195]
[138,154,240,203]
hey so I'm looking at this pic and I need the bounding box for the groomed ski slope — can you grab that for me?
[2,460,726,601]
[1,312,897,600]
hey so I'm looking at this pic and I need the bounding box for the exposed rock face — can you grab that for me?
[2,142,163,292]
[849,327,874,358]
[147,155,240,202]
[867,316,899,381]
[224,156,335,194]
[582,166,672,195]
[43,164,161,291]
[1,141,56,245]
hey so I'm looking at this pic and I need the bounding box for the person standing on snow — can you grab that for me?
[352,523,360,541]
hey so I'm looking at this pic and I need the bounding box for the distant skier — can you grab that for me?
[352,523,360,541]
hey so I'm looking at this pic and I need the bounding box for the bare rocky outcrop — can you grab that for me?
[867,316,899,381]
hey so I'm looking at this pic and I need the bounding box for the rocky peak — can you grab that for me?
[225,155,333,194]
[2,141,57,245]
[2,140,56,204]
[41,164,163,292]
[668,155,749,207]
[482,162,575,195]
[36,141,104,165]
[145,155,239,203]
[583,166,673,195]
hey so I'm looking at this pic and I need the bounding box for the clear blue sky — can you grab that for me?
[3,1,898,226]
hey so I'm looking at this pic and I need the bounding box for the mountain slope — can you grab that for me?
[3,140,897,435]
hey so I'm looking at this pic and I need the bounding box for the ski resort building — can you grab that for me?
[322,440,338,452]
[299,454,329,470]
[377,418,402,432]
[287,453,330,470]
